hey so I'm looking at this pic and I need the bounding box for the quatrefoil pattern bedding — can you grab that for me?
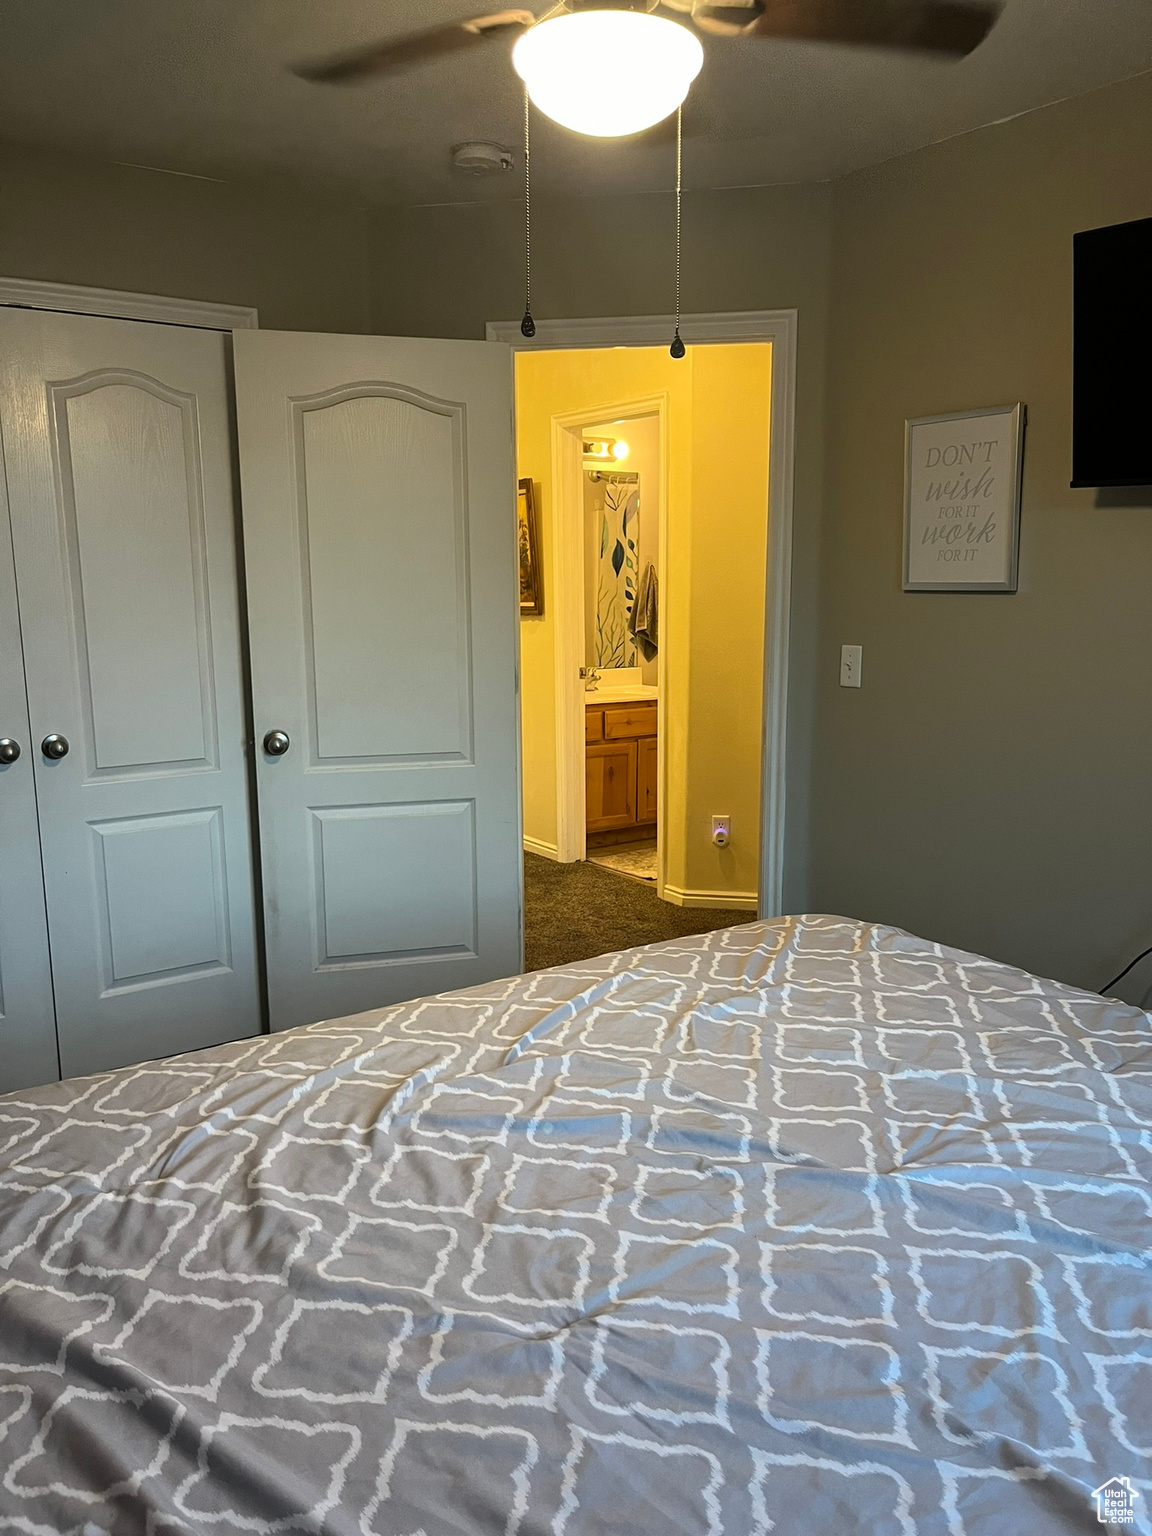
[0,914,1149,1534]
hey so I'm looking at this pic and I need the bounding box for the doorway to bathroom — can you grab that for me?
[582,409,660,888]
[582,411,660,887]
[512,338,777,971]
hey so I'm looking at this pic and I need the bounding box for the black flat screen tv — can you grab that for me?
[1072,215,1152,489]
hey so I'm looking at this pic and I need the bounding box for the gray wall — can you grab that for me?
[372,184,835,911]
[813,70,1152,998]
[0,140,374,333]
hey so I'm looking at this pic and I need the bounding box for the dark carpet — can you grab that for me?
[524,852,757,972]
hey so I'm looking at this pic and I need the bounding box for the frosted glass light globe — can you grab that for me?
[512,10,704,138]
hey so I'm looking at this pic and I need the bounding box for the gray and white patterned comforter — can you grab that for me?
[1,914,1150,1535]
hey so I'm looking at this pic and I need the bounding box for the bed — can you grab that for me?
[0,913,1149,1535]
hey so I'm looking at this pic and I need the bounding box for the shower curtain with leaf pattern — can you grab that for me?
[593,476,640,669]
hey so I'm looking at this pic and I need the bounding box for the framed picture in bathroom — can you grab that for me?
[518,477,544,616]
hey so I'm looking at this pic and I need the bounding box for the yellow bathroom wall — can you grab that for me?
[515,342,771,903]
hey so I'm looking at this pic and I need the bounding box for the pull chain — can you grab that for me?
[521,86,535,338]
[670,104,685,359]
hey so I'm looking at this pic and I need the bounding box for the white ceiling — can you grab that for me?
[0,0,1148,205]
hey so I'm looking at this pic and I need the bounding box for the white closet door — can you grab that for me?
[0,309,261,1079]
[0,444,59,1091]
[233,330,521,1032]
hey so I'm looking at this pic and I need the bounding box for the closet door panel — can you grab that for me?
[233,329,521,1032]
[59,378,213,770]
[299,391,469,761]
[0,445,59,1091]
[0,310,261,1080]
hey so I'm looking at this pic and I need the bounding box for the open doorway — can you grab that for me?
[582,411,660,886]
[513,339,777,971]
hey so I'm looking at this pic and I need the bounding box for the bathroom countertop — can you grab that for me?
[584,685,659,705]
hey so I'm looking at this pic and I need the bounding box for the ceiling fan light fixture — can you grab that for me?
[512,9,704,138]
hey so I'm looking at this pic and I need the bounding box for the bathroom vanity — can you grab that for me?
[585,687,658,841]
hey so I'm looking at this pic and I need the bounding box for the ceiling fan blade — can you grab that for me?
[696,0,1000,55]
[294,9,535,83]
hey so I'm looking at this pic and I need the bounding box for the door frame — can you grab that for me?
[551,393,669,889]
[487,309,796,919]
[0,275,258,331]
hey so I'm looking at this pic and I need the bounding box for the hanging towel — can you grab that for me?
[628,561,659,661]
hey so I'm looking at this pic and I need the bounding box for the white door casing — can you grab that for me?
[548,394,669,881]
[232,330,522,1032]
[487,310,796,919]
[0,275,257,331]
[0,309,262,1079]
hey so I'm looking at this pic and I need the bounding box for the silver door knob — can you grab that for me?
[263,730,290,756]
[41,734,69,760]
[0,738,20,764]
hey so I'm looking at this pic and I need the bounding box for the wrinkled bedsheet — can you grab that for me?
[1,914,1150,1535]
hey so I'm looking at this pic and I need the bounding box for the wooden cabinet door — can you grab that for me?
[637,734,659,824]
[586,740,637,831]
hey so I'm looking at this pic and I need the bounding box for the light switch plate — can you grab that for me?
[840,644,862,688]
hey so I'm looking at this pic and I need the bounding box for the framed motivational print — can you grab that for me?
[904,404,1026,592]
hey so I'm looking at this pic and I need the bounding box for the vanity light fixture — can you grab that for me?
[582,436,630,461]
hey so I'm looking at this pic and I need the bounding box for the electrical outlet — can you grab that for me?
[840,644,862,688]
[711,815,730,848]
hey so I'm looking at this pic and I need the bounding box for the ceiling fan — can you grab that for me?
[295,0,1003,138]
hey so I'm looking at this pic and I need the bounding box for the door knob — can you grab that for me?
[41,734,69,760]
[0,738,20,764]
[263,730,290,756]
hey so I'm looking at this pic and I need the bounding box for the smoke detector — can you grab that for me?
[451,141,514,176]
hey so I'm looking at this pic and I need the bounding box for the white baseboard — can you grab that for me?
[661,883,759,912]
[523,836,561,861]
